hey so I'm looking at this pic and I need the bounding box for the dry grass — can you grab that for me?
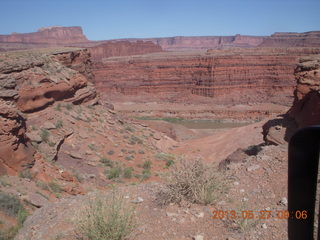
[77,190,136,240]
[156,158,228,205]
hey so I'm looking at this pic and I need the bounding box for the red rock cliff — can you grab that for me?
[93,48,320,104]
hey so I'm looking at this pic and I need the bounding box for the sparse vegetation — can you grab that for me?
[77,190,136,240]
[142,160,152,170]
[156,158,228,205]
[40,128,50,143]
[155,152,176,167]
[36,180,63,197]
[0,192,28,240]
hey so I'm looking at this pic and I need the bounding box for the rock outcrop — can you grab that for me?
[288,55,320,127]
[93,48,320,105]
[88,40,163,61]
[0,48,97,174]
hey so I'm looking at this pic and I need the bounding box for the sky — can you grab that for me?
[0,0,319,40]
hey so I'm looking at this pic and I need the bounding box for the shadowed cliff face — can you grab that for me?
[93,48,320,105]
[289,55,320,127]
[0,48,97,175]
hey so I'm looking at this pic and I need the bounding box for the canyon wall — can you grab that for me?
[0,48,97,175]
[143,34,265,51]
[88,40,163,61]
[260,31,320,48]
[93,48,320,104]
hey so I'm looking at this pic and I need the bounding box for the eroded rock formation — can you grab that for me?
[0,48,97,174]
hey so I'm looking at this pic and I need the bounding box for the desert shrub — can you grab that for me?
[138,149,145,154]
[40,129,50,143]
[156,158,227,205]
[141,169,151,180]
[18,169,32,180]
[54,103,62,111]
[88,144,97,151]
[100,157,114,167]
[55,120,63,128]
[48,181,63,194]
[65,103,73,110]
[165,159,174,167]
[120,149,127,153]
[106,167,122,179]
[125,155,134,161]
[107,150,115,155]
[155,152,176,168]
[77,190,136,240]
[128,135,142,145]
[124,125,135,132]
[0,192,22,217]
[123,167,133,179]
[142,160,152,170]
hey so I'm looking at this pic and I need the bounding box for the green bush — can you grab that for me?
[77,190,135,240]
[106,167,122,179]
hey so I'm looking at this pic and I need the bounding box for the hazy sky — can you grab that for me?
[0,0,319,40]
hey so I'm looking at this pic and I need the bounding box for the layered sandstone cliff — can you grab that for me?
[260,31,320,48]
[93,48,320,105]
[88,40,163,61]
[144,35,265,51]
[0,48,97,174]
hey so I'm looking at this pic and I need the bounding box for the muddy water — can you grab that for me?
[174,119,251,129]
[139,117,251,129]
